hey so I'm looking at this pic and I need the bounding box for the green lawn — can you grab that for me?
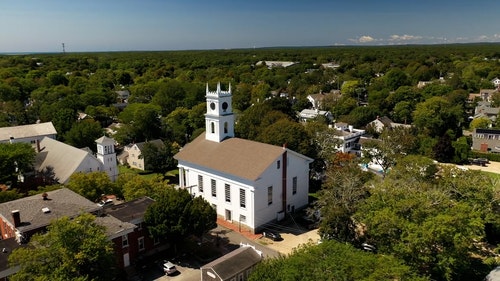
[117,165,177,181]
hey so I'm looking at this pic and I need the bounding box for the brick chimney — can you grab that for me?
[11,210,20,227]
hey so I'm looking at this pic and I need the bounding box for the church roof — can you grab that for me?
[175,133,302,182]
[35,137,98,184]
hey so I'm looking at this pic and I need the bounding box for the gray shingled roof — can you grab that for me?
[174,133,292,182]
[35,137,99,183]
[104,197,154,223]
[0,188,101,234]
[95,215,136,240]
[0,122,56,142]
[134,139,165,151]
[202,246,261,279]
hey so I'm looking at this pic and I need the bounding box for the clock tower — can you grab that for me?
[205,82,234,142]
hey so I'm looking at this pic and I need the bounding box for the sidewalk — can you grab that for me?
[215,218,262,240]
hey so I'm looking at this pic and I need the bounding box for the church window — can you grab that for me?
[198,175,203,192]
[292,177,297,195]
[267,186,273,205]
[277,160,280,169]
[225,184,231,202]
[240,189,246,208]
[211,122,215,134]
[211,179,216,197]
[224,122,228,134]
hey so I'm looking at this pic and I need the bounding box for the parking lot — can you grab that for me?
[130,214,320,281]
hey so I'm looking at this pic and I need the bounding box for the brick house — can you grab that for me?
[0,188,164,278]
[102,196,167,268]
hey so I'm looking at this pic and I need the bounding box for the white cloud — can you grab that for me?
[348,35,377,44]
[389,34,422,41]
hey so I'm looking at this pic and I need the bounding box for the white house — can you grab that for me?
[299,109,333,123]
[35,136,118,183]
[331,122,365,155]
[174,83,313,233]
[0,122,57,145]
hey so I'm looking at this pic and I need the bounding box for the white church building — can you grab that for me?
[35,135,118,183]
[174,83,313,233]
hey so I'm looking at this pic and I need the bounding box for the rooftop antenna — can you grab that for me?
[62,43,66,54]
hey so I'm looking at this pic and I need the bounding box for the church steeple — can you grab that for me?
[205,82,234,142]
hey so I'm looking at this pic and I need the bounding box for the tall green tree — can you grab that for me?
[315,155,372,243]
[64,119,103,150]
[0,142,36,186]
[144,186,216,250]
[9,213,116,281]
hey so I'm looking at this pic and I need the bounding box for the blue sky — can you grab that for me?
[1,0,499,52]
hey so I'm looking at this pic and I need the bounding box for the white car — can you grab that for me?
[97,199,113,207]
[163,261,178,275]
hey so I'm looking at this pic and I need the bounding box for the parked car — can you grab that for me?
[97,199,113,207]
[361,243,377,253]
[162,261,178,275]
[263,231,282,241]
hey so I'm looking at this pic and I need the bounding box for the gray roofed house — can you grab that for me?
[35,137,105,184]
[0,188,101,244]
[201,245,262,281]
[367,116,412,133]
[94,215,136,241]
[104,196,154,225]
[0,122,56,144]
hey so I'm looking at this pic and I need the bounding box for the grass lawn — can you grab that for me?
[118,165,179,183]
[483,170,500,181]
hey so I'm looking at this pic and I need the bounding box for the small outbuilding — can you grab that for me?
[200,244,262,281]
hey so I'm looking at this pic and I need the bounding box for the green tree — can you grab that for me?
[412,96,463,138]
[9,213,116,281]
[66,172,117,202]
[64,120,103,150]
[315,155,372,243]
[117,103,162,143]
[139,141,176,173]
[257,118,315,158]
[144,186,216,251]
[0,142,36,186]
[361,127,418,176]
[469,117,491,130]
[248,240,428,281]
[356,162,499,281]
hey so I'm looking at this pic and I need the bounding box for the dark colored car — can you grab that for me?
[263,231,283,241]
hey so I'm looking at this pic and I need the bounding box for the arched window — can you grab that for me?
[211,122,215,133]
[224,122,228,134]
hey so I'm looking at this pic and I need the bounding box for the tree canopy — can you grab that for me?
[9,213,116,281]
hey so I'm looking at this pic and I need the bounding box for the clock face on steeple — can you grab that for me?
[210,102,216,110]
[222,102,228,111]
